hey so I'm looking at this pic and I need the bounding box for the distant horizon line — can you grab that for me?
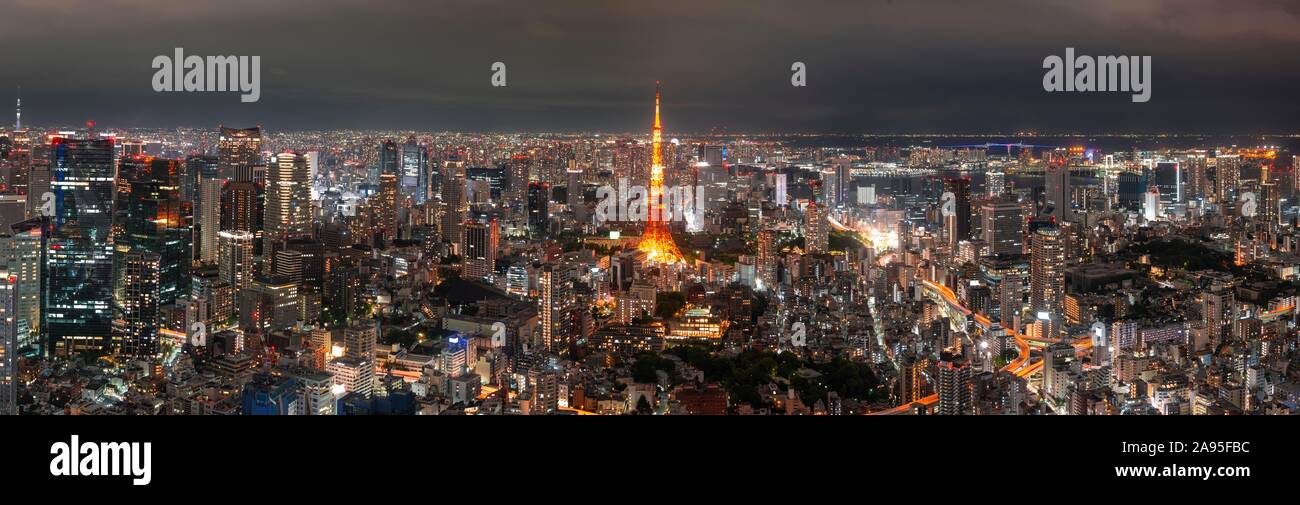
[5,126,1300,139]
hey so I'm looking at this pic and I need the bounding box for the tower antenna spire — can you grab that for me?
[652,81,662,168]
[15,85,20,130]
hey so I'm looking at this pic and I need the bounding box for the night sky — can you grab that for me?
[2,0,1298,133]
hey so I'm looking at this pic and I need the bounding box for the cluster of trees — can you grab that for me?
[382,329,419,348]
[1127,239,1237,273]
[629,352,679,383]
[655,291,688,319]
[828,230,863,252]
[641,346,887,411]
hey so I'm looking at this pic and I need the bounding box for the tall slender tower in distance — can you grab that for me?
[636,82,683,264]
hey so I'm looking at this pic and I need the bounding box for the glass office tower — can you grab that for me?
[44,137,116,357]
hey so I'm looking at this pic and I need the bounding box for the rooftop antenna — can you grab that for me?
[14,85,20,130]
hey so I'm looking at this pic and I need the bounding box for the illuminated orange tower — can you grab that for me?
[637,82,684,264]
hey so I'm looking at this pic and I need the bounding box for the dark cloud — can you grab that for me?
[1,0,1296,132]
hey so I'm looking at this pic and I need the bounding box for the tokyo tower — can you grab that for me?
[636,82,684,264]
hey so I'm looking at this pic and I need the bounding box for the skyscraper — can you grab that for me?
[1202,286,1236,345]
[1214,155,1239,205]
[279,238,325,289]
[508,154,531,218]
[1117,170,1148,211]
[1152,161,1182,204]
[527,182,549,234]
[220,180,263,255]
[997,272,1024,331]
[199,176,226,263]
[184,154,219,215]
[27,164,50,219]
[44,137,116,357]
[400,138,428,202]
[830,157,852,208]
[264,152,313,256]
[1029,226,1064,339]
[118,251,160,357]
[376,173,399,243]
[120,157,190,306]
[942,177,972,250]
[0,268,15,414]
[378,139,399,176]
[1259,179,1279,230]
[1143,186,1162,222]
[986,170,1006,197]
[1044,164,1070,222]
[0,219,43,354]
[1184,156,1208,201]
[936,353,972,415]
[218,127,262,182]
[192,267,234,328]
[539,265,573,354]
[218,230,255,294]
[566,163,583,209]
[441,162,467,248]
[805,202,828,254]
[462,218,499,279]
[756,229,778,291]
[980,198,1024,256]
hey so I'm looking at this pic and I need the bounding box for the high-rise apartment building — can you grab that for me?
[802,202,826,254]
[376,173,399,243]
[756,229,778,290]
[1030,226,1065,339]
[442,162,467,247]
[462,218,499,279]
[218,230,255,294]
[937,353,972,415]
[118,251,161,357]
[539,265,573,354]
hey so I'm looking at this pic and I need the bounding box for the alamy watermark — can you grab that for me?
[1042,48,1150,103]
[50,435,152,486]
[152,48,260,102]
[595,178,705,223]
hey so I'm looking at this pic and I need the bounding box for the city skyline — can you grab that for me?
[3,102,1297,416]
